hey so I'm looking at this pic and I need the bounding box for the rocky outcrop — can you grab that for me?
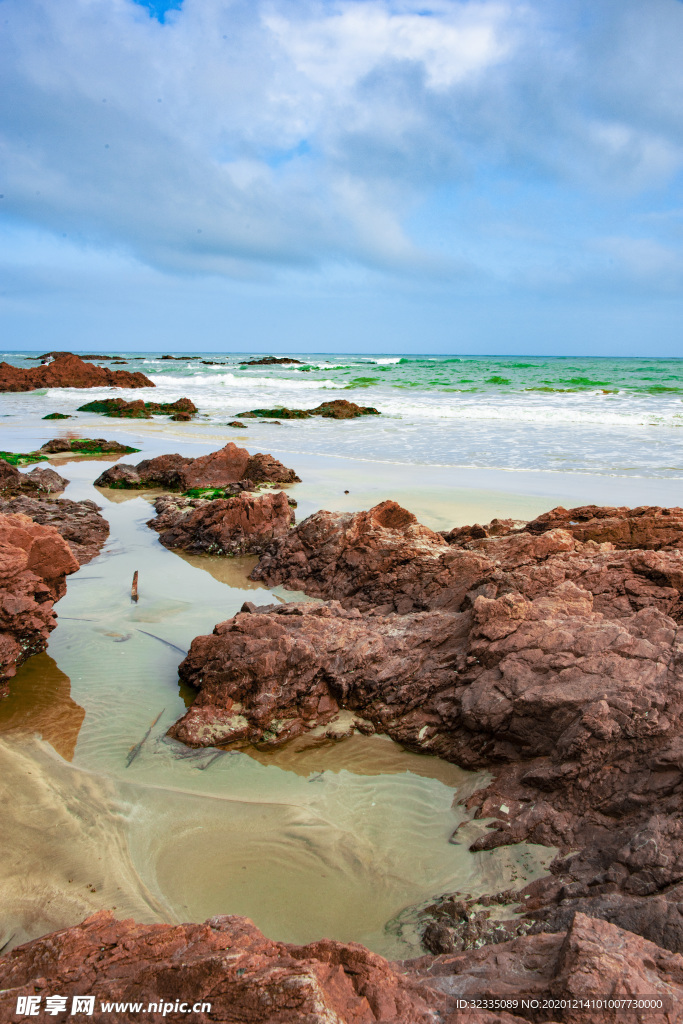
[0,513,79,694]
[239,400,380,419]
[0,352,152,391]
[78,398,196,420]
[94,443,300,491]
[40,438,139,455]
[175,501,683,960]
[240,356,302,365]
[0,496,109,566]
[2,909,682,1023]
[0,461,68,496]
[523,504,683,550]
[149,491,295,556]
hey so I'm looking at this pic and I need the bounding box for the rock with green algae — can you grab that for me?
[39,438,140,455]
[0,451,48,466]
[42,412,71,420]
[77,397,197,420]
[238,399,380,419]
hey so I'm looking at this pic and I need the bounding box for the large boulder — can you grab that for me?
[95,443,299,491]
[0,352,153,391]
[0,461,68,496]
[523,504,683,550]
[0,513,79,693]
[149,490,295,556]
[0,496,109,566]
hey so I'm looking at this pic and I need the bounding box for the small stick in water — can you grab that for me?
[131,570,139,603]
[126,709,165,767]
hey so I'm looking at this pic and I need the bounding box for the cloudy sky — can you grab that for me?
[2,0,683,354]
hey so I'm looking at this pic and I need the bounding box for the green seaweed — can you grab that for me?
[0,450,49,466]
[42,413,72,420]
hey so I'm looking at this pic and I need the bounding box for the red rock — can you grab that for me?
[149,491,295,556]
[176,501,683,957]
[0,496,109,566]
[0,352,153,391]
[0,910,445,1024]
[0,512,79,692]
[95,443,300,491]
[523,504,683,549]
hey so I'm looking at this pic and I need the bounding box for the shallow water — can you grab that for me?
[0,451,555,958]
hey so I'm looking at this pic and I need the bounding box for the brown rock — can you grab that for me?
[77,397,197,419]
[0,496,109,566]
[0,352,153,391]
[94,443,300,491]
[240,356,303,365]
[252,500,491,613]
[237,399,380,419]
[0,512,79,692]
[177,500,683,958]
[0,910,445,1024]
[524,504,683,550]
[0,462,68,496]
[40,438,139,455]
[149,490,295,556]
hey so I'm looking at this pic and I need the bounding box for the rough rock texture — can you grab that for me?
[523,504,683,550]
[0,910,445,1024]
[78,397,196,420]
[4,909,683,1023]
[0,512,79,693]
[0,352,152,391]
[0,461,68,496]
[239,400,380,419]
[178,501,683,960]
[94,443,300,491]
[40,438,139,455]
[149,490,295,556]
[0,496,109,566]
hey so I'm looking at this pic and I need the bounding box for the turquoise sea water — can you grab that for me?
[3,352,683,478]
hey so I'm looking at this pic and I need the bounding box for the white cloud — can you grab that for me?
[1,0,683,288]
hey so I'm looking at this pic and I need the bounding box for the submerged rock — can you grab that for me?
[0,496,109,566]
[94,442,300,491]
[0,512,79,693]
[149,490,295,556]
[240,356,302,365]
[78,397,197,420]
[239,399,380,419]
[0,352,152,391]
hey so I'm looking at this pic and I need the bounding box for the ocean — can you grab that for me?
[3,352,683,479]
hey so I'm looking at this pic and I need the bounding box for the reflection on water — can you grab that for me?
[0,654,84,761]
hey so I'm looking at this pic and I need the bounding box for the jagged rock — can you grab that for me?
[149,491,295,556]
[524,504,683,550]
[0,910,445,1024]
[0,352,152,391]
[0,513,79,693]
[0,496,109,566]
[0,461,68,496]
[176,500,683,957]
[94,443,300,491]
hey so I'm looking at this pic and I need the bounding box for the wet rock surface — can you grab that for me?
[239,399,380,419]
[0,352,152,391]
[149,490,295,557]
[175,501,683,963]
[77,397,197,420]
[0,496,109,566]
[94,443,300,491]
[0,512,79,693]
[240,356,303,365]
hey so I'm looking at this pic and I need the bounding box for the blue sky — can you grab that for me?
[2,0,683,354]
